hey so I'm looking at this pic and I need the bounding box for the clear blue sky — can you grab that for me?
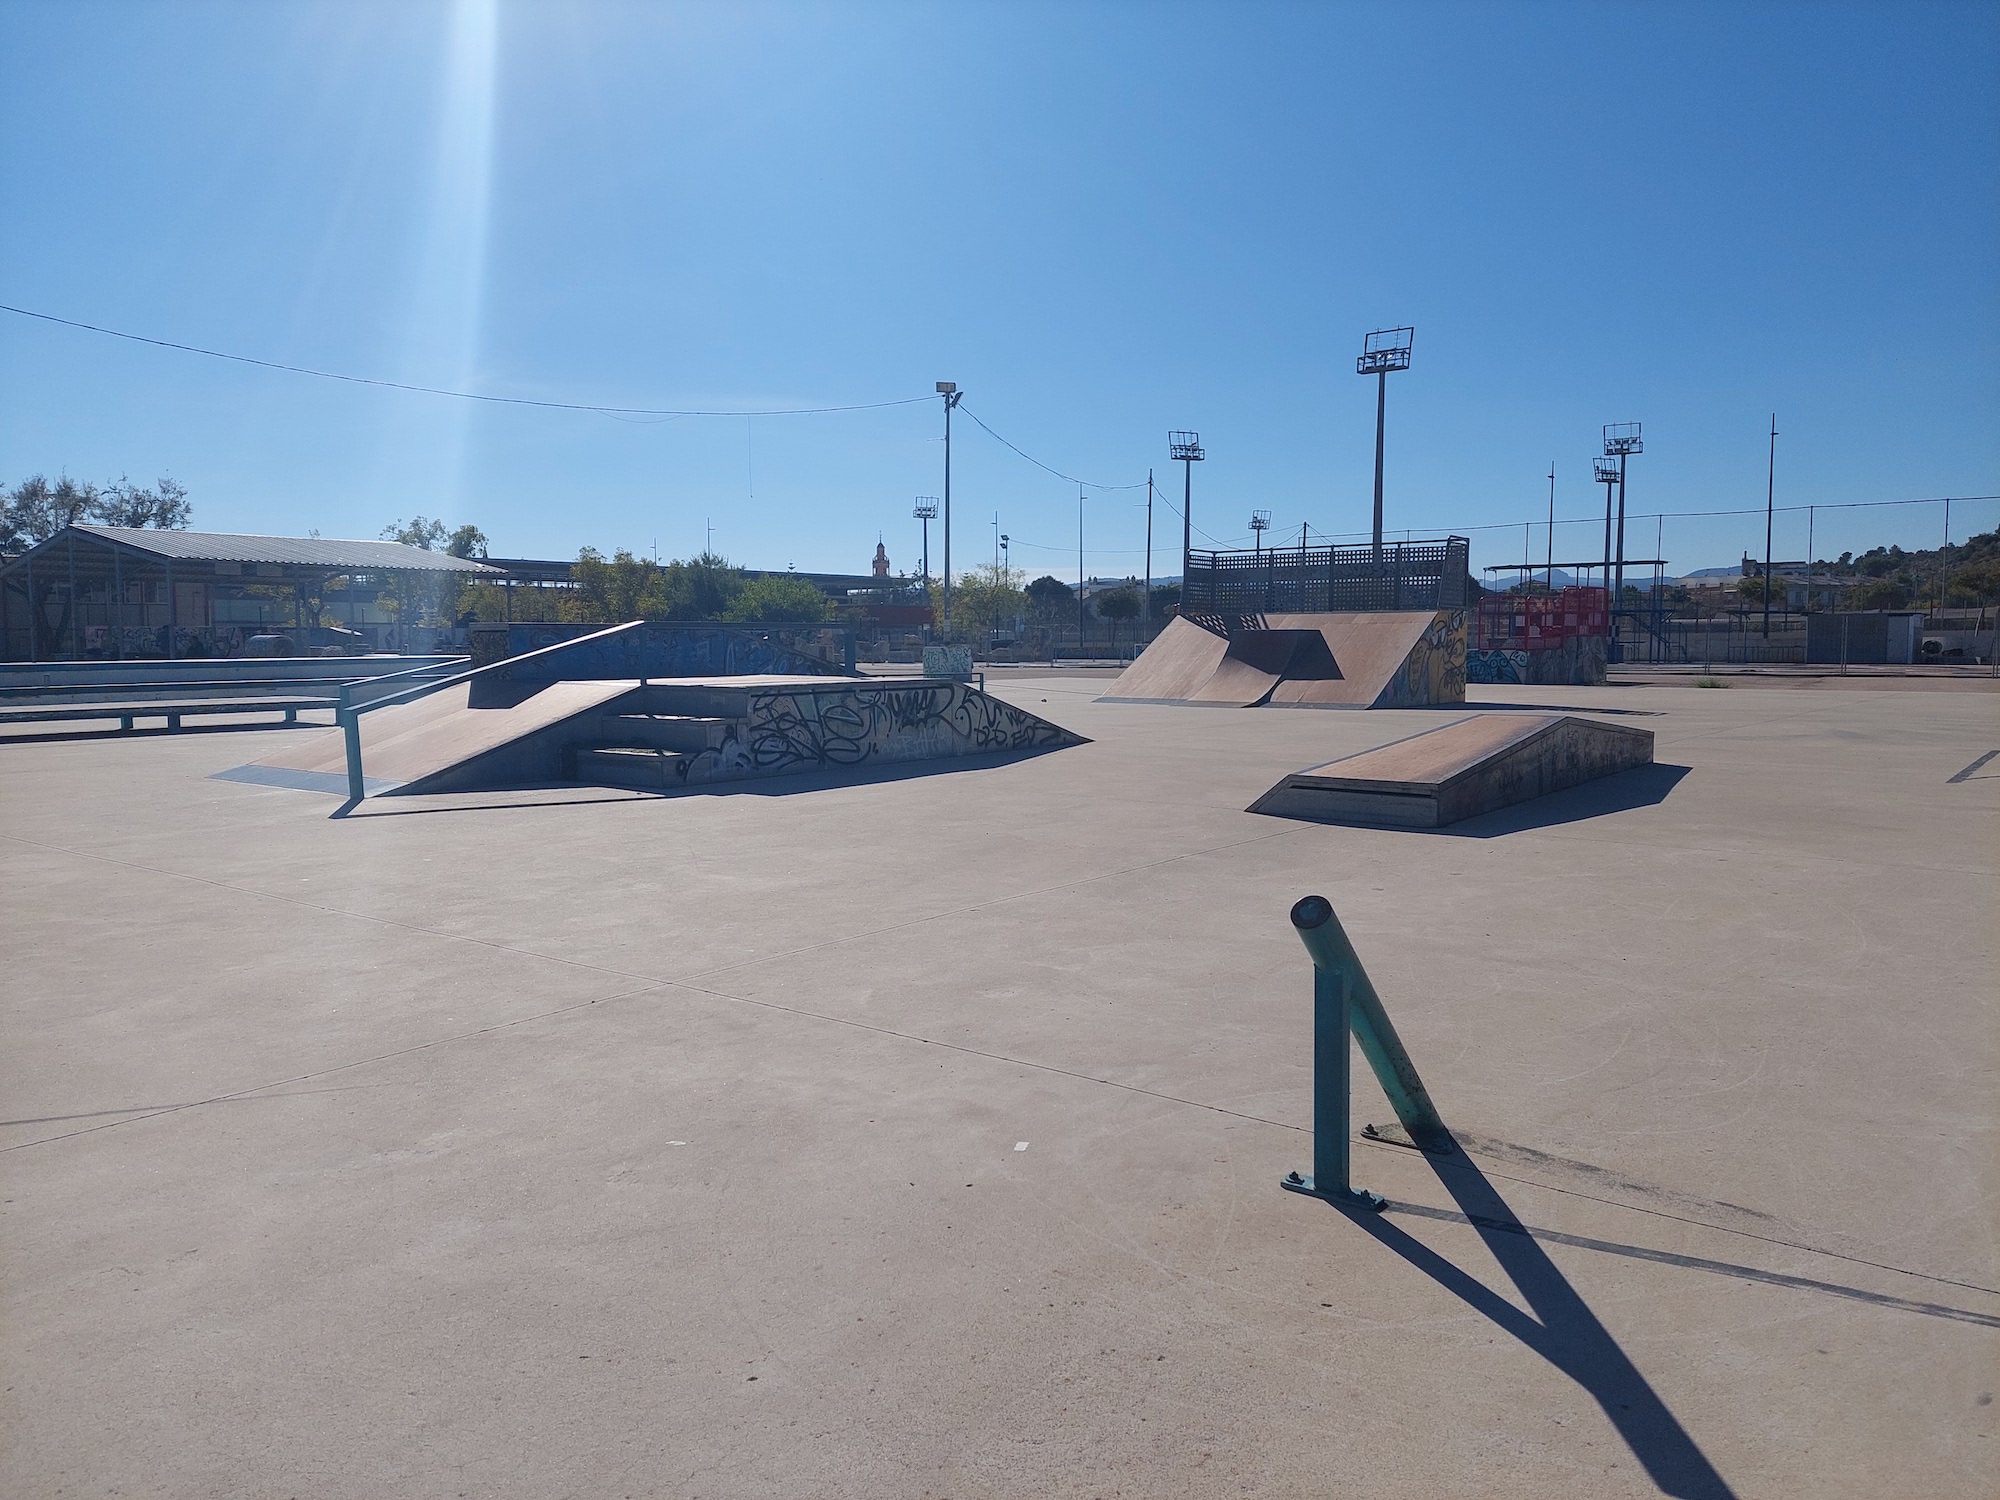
[2,0,1995,582]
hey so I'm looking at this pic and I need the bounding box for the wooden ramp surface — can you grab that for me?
[1101,611,1457,709]
[1249,713,1654,828]
[245,680,638,790]
[1096,616,1237,703]
[1262,612,1437,707]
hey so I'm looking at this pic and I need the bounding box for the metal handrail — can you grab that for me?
[336,619,648,800]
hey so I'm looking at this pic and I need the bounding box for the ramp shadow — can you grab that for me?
[1433,763,1691,838]
[1330,1140,1738,1499]
[334,746,1065,818]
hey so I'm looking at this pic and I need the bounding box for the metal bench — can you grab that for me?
[0,698,336,732]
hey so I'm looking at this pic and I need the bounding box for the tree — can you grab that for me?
[1947,561,2000,609]
[572,547,676,621]
[1853,577,1911,610]
[945,563,1026,635]
[382,516,449,551]
[1096,585,1141,648]
[445,524,488,559]
[2,472,190,550]
[1148,582,1181,618]
[673,551,745,619]
[94,476,191,529]
[723,574,831,624]
[1024,574,1074,623]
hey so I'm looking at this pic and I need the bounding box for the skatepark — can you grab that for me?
[3,648,1994,1499]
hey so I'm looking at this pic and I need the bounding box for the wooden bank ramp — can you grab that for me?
[1100,611,1466,709]
[1248,713,1654,829]
[224,679,639,795]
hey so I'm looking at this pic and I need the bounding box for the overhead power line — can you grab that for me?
[0,303,932,418]
[956,403,1236,548]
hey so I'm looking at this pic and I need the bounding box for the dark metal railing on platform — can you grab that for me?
[1183,537,1471,613]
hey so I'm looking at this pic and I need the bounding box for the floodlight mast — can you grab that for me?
[1357,326,1414,573]
[1602,423,1642,620]
[1594,457,1621,592]
[1170,431,1204,593]
[937,382,961,637]
[1250,509,1271,560]
[912,498,938,586]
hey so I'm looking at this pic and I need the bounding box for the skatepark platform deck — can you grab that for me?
[3,674,1995,1499]
[1248,713,1656,828]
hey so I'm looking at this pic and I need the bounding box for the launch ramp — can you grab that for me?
[1247,713,1654,829]
[1101,611,1466,709]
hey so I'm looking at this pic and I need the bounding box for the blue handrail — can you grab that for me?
[336,620,648,800]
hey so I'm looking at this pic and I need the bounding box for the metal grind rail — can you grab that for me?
[1281,894,1448,1210]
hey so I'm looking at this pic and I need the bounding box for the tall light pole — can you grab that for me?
[1169,431,1203,604]
[1762,413,1778,638]
[912,498,937,587]
[1357,326,1414,573]
[1250,509,1271,560]
[1603,423,1642,612]
[1594,457,1620,592]
[937,381,961,636]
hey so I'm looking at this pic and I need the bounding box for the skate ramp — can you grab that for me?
[1101,610,1466,709]
[1097,616,1233,702]
[222,675,1087,798]
[231,679,639,795]
[1248,713,1654,829]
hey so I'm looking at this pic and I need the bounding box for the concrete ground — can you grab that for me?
[2,674,1995,1499]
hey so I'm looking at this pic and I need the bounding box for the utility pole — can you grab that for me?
[1356,327,1414,574]
[937,382,961,637]
[1762,413,1778,638]
[1077,486,1086,645]
[1169,431,1203,606]
[1144,469,1154,631]
[1940,497,1951,619]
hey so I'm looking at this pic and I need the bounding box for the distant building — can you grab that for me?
[872,541,891,578]
[0,524,499,661]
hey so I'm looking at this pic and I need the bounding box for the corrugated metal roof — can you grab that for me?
[65,525,503,573]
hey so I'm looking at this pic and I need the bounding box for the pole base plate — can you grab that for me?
[1281,1171,1386,1211]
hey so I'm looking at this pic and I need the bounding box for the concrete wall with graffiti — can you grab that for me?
[1372,610,1468,708]
[668,680,1085,787]
[1466,637,1607,686]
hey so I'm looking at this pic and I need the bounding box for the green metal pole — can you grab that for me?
[1288,894,1447,1147]
[339,684,364,802]
[1283,924,1386,1210]
[1314,963,1352,1193]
